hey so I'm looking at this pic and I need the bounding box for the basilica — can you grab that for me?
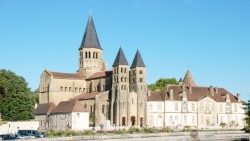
[36,14,245,130]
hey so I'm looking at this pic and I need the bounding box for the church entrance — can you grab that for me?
[140,117,144,127]
[122,117,126,126]
[131,116,136,126]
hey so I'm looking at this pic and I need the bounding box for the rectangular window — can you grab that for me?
[191,104,195,112]
[149,104,153,111]
[175,103,179,111]
[169,116,173,123]
[140,78,143,82]
[77,113,80,118]
[192,116,195,124]
[175,116,178,122]
[234,105,238,112]
[157,105,162,111]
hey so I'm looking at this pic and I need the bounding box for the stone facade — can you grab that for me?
[38,15,148,127]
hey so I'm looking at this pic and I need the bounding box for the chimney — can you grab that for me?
[209,86,214,96]
[148,90,151,96]
[170,89,174,101]
[188,84,192,94]
[182,91,187,101]
[237,93,240,102]
[214,87,218,95]
[226,93,230,102]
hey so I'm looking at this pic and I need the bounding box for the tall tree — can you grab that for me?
[244,100,250,133]
[148,78,178,91]
[0,69,36,121]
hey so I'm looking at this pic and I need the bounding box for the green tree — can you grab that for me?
[0,69,36,121]
[148,78,178,91]
[244,100,250,133]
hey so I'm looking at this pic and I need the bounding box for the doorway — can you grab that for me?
[131,116,136,126]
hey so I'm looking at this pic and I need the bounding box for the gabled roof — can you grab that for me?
[147,91,165,101]
[158,85,240,103]
[46,71,84,80]
[52,100,87,114]
[183,70,196,86]
[79,15,102,50]
[113,47,128,66]
[35,102,56,115]
[86,71,112,80]
[131,50,146,68]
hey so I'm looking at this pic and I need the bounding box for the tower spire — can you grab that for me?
[113,47,128,66]
[79,14,102,50]
[183,70,197,87]
[131,49,146,68]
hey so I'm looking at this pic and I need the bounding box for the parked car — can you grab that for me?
[17,130,43,139]
[0,134,20,140]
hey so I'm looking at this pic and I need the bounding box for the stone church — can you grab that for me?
[38,15,148,127]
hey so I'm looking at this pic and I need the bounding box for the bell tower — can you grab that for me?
[78,15,106,77]
[130,50,147,126]
[111,47,129,126]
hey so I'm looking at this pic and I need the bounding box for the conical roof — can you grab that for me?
[79,15,102,50]
[131,50,146,68]
[113,47,128,66]
[183,70,196,86]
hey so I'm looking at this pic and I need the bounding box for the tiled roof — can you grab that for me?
[131,50,146,68]
[148,85,240,103]
[35,102,56,115]
[52,100,87,114]
[79,15,102,50]
[86,71,112,80]
[48,71,84,80]
[147,91,165,101]
[72,92,102,100]
[113,47,128,66]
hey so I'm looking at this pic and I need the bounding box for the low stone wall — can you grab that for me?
[0,121,39,134]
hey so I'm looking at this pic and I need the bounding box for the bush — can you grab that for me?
[128,127,141,134]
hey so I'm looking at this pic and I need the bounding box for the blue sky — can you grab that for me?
[0,0,249,100]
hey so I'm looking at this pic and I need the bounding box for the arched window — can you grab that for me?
[96,52,99,59]
[121,68,123,73]
[69,87,71,92]
[121,85,124,90]
[85,52,88,58]
[102,105,105,114]
[124,85,126,90]
[124,68,127,73]
[65,87,67,92]
[75,87,77,92]
[121,77,124,82]
[139,70,143,74]
[79,88,82,92]
[93,52,96,58]
[60,86,63,91]
[89,52,91,58]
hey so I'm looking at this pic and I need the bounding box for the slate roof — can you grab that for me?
[48,71,84,80]
[131,50,146,68]
[79,15,102,50]
[52,100,87,114]
[35,102,56,115]
[113,47,128,66]
[148,85,240,103]
[86,71,112,80]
